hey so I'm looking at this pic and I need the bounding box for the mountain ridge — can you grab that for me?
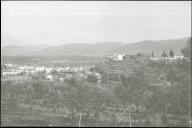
[2,37,190,57]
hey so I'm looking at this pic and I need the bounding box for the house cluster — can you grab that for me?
[2,64,47,76]
[44,66,92,82]
[150,56,185,63]
[110,53,146,61]
[2,63,25,75]
[2,63,102,83]
[111,53,125,61]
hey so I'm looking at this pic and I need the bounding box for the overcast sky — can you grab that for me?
[1,1,191,46]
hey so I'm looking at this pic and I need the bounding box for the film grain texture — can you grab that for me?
[1,1,191,127]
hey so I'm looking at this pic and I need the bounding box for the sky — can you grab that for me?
[1,1,191,46]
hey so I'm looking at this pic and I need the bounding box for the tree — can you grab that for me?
[161,51,168,58]
[143,87,168,126]
[88,87,109,126]
[152,51,154,57]
[31,80,47,100]
[87,75,98,83]
[166,64,191,116]
[32,72,45,80]
[75,85,88,127]
[90,67,95,72]
[136,53,142,57]
[114,85,131,125]
[181,37,191,60]
[115,72,149,127]
[66,81,108,127]
[109,73,120,81]
[169,49,174,58]
[69,77,77,88]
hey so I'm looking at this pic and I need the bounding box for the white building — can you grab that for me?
[95,72,102,80]
[117,54,124,60]
[56,67,63,72]
[4,63,13,68]
[174,56,184,60]
[27,66,34,70]
[35,66,45,72]
[45,74,53,81]
[18,66,26,70]
[71,67,79,72]
[45,68,53,73]
[2,69,23,76]
[64,67,70,71]
[30,70,35,74]
[95,72,102,84]
[59,77,64,81]
[112,53,124,61]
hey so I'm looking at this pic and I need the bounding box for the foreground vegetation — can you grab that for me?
[1,57,191,127]
[1,38,191,127]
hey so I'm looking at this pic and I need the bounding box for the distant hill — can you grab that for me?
[1,44,54,56]
[109,38,189,56]
[1,42,125,57]
[1,37,189,57]
[36,42,125,56]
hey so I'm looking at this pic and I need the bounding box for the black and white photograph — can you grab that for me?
[1,1,191,127]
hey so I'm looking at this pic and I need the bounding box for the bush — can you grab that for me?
[87,75,98,83]
[161,115,169,125]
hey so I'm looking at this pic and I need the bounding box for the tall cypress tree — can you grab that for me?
[181,37,191,60]
[169,49,174,58]
[161,51,168,58]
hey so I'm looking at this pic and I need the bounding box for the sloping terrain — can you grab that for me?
[2,37,189,57]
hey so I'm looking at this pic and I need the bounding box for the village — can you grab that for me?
[110,51,185,63]
[1,50,185,84]
[1,63,102,83]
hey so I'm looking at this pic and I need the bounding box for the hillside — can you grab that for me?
[1,45,53,56]
[1,42,125,57]
[110,38,189,56]
[35,42,125,57]
[1,37,189,57]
